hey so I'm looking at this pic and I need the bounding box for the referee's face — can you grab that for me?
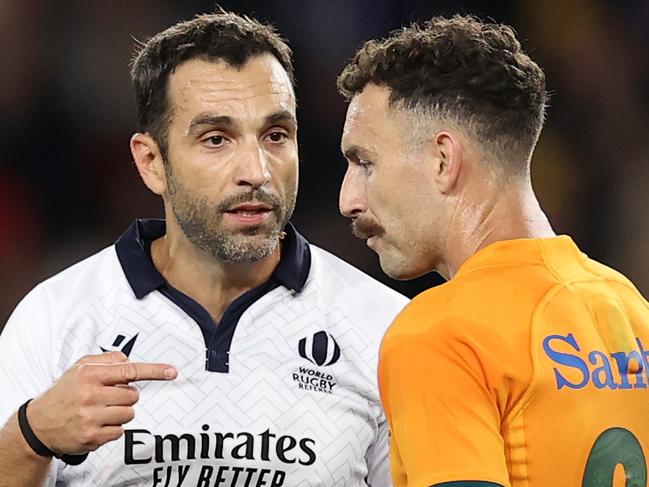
[156,56,299,263]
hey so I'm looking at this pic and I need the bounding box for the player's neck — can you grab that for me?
[442,180,555,279]
[150,222,281,324]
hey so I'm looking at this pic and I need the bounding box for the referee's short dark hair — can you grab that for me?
[131,10,293,158]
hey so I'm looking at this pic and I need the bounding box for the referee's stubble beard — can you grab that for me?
[148,57,300,265]
[164,163,297,264]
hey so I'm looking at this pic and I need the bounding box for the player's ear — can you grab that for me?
[130,132,167,196]
[432,130,462,194]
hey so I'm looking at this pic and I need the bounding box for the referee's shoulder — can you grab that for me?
[308,244,408,305]
[309,244,408,318]
[5,245,122,336]
[27,245,124,306]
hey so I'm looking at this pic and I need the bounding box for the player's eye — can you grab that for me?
[357,159,373,170]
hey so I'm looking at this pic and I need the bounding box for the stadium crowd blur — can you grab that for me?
[1,0,648,331]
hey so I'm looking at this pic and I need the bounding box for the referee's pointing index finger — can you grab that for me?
[101,362,177,385]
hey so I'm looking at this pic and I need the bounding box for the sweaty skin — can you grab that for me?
[340,84,553,281]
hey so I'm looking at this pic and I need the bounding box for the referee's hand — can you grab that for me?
[24,351,177,455]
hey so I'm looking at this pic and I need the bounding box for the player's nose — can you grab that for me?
[339,168,367,218]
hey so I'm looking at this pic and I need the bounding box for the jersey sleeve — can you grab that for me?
[0,285,60,485]
[0,285,59,424]
[364,408,392,487]
[379,317,511,487]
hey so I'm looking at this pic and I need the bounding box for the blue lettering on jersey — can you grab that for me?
[542,333,649,390]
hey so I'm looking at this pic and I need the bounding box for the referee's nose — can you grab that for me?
[234,140,272,190]
[339,166,367,219]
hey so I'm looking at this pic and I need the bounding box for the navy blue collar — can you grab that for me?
[115,219,311,300]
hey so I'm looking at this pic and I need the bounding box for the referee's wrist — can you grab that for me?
[13,407,52,463]
[19,399,58,458]
[18,398,89,466]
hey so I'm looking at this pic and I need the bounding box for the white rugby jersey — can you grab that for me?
[0,219,408,487]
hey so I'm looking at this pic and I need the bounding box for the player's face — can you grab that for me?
[162,56,298,263]
[339,84,442,280]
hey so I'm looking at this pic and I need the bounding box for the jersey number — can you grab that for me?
[582,428,646,487]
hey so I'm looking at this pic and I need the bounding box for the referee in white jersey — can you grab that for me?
[0,11,407,487]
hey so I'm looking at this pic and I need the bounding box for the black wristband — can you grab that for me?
[17,399,53,458]
[17,399,89,466]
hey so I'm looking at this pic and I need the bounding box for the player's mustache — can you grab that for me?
[219,189,282,213]
[351,217,384,239]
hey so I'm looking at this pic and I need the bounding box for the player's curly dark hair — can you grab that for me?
[131,10,293,158]
[337,15,547,168]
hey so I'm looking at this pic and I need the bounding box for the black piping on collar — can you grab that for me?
[114,218,311,373]
[115,218,310,300]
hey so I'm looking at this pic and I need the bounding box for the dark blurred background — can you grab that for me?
[1,0,648,331]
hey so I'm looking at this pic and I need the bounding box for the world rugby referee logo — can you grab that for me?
[298,331,340,367]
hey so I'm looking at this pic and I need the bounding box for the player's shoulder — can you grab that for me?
[307,244,409,320]
[581,256,642,292]
[389,263,556,341]
[387,280,459,338]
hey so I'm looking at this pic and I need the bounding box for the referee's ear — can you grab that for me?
[130,132,167,196]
